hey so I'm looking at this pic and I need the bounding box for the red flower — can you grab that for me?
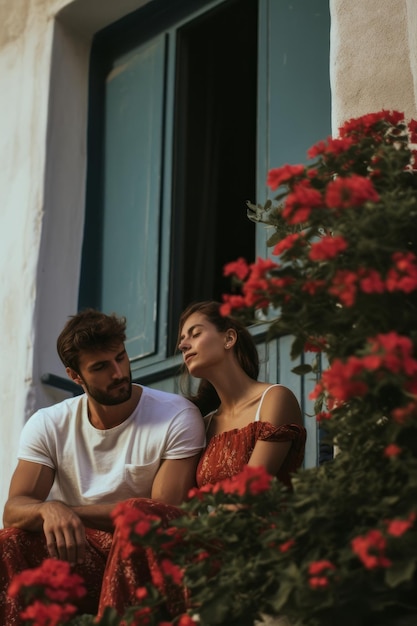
[8,559,86,602]
[408,118,417,142]
[391,402,417,424]
[267,164,305,190]
[213,465,273,497]
[311,357,368,406]
[112,502,161,558]
[306,140,327,159]
[325,175,379,209]
[151,566,164,588]
[384,444,402,458]
[351,529,391,569]
[307,136,354,159]
[385,513,416,537]
[272,232,304,257]
[134,519,153,536]
[308,560,336,576]
[339,110,404,137]
[386,251,417,294]
[307,560,336,590]
[283,180,323,224]
[239,258,282,310]
[223,256,250,280]
[177,614,199,626]
[160,526,187,552]
[328,270,357,306]
[308,235,347,261]
[279,539,295,553]
[316,411,332,422]
[302,279,326,295]
[304,338,327,352]
[220,294,247,317]
[160,559,184,585]
[20,600,77,626]
[309,576,330,589]
[136,586,148,600]
[367,332,417,376]
[193,550,210,562]
[249,257,280,279]
[358,268,385,294]
[132,605,152,622]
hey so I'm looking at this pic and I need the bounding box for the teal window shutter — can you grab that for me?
[101,37,165,360]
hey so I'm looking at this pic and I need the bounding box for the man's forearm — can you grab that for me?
[3,496,52,531]
[4,498,117,533]
[71,503,118,531]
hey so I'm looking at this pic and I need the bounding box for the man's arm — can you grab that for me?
[73,455,202,524]
[71,504,118,531]
[3,460,88,564]
[151,455,201,504]
[72,456,201,526]
[3,460,56,530]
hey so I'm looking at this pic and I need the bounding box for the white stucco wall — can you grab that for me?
[330,0,417,131]
[0,0,416,518]
[0,0,151,519]
[0,0,59,519]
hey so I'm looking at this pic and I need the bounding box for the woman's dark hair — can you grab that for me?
[177,301,260,415]
[57,308,127,373]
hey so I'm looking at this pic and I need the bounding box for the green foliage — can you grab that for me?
[114,455,417,626]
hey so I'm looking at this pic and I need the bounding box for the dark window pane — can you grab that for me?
[168,0,257,351]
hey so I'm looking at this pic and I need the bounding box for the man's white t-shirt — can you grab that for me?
[17,384,205,506]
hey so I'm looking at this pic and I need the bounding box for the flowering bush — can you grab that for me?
[8,111,417,626]
[217,110,417,623]
[8,558,87,625]
[221,110,417,458]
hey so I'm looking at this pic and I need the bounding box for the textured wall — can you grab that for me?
[330,0,417,131]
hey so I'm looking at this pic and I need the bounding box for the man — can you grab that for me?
[0,309,206,622]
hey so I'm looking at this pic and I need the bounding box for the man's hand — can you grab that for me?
[41,500,86,564]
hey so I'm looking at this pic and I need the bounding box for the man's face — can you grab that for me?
[71,344,133,406]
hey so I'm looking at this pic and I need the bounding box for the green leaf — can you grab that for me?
[385,559,416,587]
[291,363,313,376]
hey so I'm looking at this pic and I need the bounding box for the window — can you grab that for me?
[79,0,257,362]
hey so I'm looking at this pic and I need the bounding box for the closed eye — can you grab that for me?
[91,363,105,371]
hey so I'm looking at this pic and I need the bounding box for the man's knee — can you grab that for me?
[0,526,46,559]
[0,527,29,545]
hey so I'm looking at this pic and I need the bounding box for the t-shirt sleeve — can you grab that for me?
[17,411,56,470]
[162,404,206,460]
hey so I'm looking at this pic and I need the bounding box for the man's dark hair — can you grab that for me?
[57,308,127,373]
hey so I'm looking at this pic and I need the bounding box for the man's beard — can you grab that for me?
[82,371,133,405]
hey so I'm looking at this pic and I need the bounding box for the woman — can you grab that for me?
[177,301,306,489]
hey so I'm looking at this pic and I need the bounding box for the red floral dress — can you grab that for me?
[197,421,306,490]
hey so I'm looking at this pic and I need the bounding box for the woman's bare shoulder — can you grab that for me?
[258,384,303,426]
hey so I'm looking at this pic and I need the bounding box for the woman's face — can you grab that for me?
[178,312,229,377]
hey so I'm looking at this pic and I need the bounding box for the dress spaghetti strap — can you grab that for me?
[254,384,281,422]
[203,410,217,432]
